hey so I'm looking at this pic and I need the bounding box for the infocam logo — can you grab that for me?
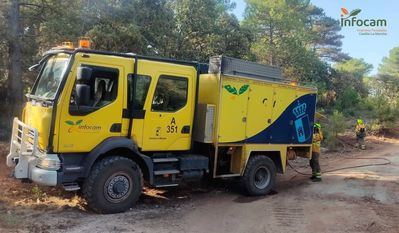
[65,120,102,133]
[340,7,387,27]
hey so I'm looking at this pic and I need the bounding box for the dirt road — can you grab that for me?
[0,136,398,233]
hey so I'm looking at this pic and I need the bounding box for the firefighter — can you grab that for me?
[310,123,323,182]
[355,119,366,150]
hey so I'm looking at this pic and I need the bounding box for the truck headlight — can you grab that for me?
[36,155,61,171]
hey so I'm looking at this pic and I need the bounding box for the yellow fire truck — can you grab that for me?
[7,41,317,213]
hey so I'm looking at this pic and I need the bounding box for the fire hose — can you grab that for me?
[287,137,392,176]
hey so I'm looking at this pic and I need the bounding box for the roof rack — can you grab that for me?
[208,55,285,82]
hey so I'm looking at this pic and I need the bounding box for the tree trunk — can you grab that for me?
[268,21,275,66]
[7,0,23,117]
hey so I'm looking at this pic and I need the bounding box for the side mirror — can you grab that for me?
[77,67,92,83]
[76,84,91,106]
[75,67,92,106]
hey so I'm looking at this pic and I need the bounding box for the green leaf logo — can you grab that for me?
[349,9,361,17]
[224,85,238,95]
[238,85,249,95]
[65,120,74,126]
[224,84,250,96]
[65,119,83,126]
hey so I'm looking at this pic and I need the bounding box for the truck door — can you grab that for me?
[58,56,124,152]
[141,67,195,151]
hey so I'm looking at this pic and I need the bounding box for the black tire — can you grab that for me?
[83,156,142,214]
[241,156,276,196]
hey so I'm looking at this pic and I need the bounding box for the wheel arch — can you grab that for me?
[245,151,283,174]
[83,137,153,184]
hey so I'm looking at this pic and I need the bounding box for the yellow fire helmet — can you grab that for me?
[357,119,363,124]
[314,123,321,129]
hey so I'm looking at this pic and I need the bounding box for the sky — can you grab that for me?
[231,0,399,75]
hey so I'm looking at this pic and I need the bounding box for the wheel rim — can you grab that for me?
[104,172,132,203]
[254,166,271,189]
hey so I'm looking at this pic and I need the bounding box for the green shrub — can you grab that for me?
[334,87,360,116]
[31,185,45,200]
[362,95,399,133]
[323,110,346,150]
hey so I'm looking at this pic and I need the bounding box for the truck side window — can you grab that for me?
[151,75,188,112]
[70,65,119,115]
[129,75,151,110]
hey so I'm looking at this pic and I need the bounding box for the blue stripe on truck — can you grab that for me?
[245,93,317,144]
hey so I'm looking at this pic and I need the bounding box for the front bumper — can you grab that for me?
[6,118,59,186]
[10,155,58,186]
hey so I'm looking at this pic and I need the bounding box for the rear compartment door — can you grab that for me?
[270,85,297,143]
[246,83,274,139]
[271,85,296,122]
[218,77,249,143]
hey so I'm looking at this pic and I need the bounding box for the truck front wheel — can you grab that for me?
[241,156,276,196]
[83,156,142,214]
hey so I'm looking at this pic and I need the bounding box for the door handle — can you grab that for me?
[181,125,190,134]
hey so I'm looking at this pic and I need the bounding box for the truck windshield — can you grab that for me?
[31,54,70,99]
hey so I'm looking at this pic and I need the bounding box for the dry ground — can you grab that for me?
[0,134,398,233]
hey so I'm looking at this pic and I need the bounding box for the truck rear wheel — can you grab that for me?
[83,156,142,214]
[241,156,276,196]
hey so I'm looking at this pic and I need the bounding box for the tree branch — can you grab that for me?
[19,2,42,8]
